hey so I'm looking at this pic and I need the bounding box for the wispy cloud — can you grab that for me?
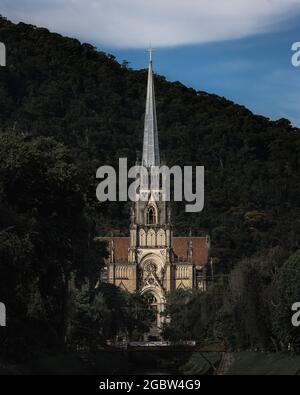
[2,0,300,48]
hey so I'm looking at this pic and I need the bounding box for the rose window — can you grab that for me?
[145,262,157,274]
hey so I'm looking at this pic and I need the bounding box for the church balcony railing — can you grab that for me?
[138,245,168,249]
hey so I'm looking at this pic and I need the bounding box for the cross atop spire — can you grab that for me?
[142,49,160,167]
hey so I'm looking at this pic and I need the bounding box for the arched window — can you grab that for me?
[140,229,146,245]
[149,294,157,304]
[157,229,165,246]
[146,206,157,224]
[147,229,156,246]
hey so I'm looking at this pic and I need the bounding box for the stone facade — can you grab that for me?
[98,53,210,332]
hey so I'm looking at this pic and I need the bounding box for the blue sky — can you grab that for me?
[2,0,300,126]
[108,18,300,126]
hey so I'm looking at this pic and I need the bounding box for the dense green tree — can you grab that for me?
[163,249,300,352]
[0,16,299,359]
[69,283,155,347]
[0,16,299,268]
[0,132,89,359]
[271,250,300,352]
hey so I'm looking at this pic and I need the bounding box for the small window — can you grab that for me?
[147,206,157,224]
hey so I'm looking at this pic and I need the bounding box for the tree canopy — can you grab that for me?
[0,16,299,359]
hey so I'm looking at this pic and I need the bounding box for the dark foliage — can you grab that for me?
[0,17,299,359]
[163,249,300,353]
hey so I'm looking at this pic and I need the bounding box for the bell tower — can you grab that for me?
[128,49,172,329]
[98,50,210,336]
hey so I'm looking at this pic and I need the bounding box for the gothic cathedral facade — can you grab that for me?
[98,53,210,331]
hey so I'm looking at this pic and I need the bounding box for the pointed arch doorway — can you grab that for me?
[141,287,165,339]
[147,292,159,327]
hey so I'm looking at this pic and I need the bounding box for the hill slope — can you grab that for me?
[0,16,299,267]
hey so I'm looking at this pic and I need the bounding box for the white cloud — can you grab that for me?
[2,0,300,48]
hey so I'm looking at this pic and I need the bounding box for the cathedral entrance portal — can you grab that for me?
[141,287,165,339]
[147,293,158,327]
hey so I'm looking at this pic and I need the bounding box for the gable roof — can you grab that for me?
[173,237,209,265]
[96,235,209,265]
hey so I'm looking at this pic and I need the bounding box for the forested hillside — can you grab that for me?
[1,16,299,265]
[0,16,299,359]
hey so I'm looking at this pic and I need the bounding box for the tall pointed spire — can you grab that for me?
[142,48,160,167]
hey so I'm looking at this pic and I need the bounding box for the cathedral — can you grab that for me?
[98,52,210,333]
